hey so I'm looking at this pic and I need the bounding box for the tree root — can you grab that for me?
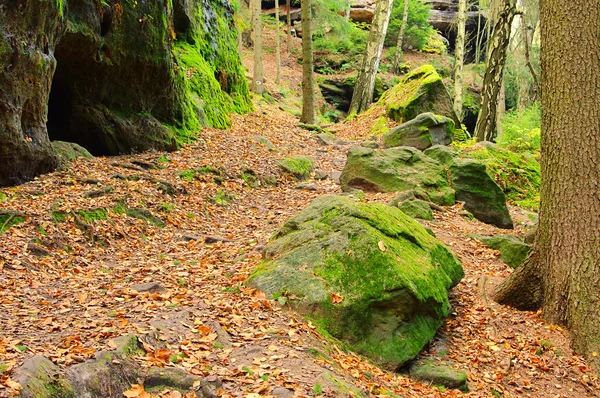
[493,251,544,311]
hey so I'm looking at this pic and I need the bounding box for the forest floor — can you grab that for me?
[1,21,600,398]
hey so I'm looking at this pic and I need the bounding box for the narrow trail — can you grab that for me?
[1,105,598,397]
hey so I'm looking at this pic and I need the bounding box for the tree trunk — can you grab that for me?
[474,0,517,141]
[453,0,467,119]
[300,0,315,124]
[348,0,394,115]
[392,0,409,75]
[474,0,483,65]
[286,0,292,56]
[252,0,264,94]
[494,0,600,370]
[521,8,539,100]
[275,0,281,84]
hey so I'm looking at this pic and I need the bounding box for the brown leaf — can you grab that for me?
[378,240,386,252]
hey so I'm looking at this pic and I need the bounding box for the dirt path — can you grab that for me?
[1,105,599,397]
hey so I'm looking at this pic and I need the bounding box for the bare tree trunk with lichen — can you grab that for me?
[495,0,600,371]
[300,0,315,123]
[474,0,517,141]
[251,0,264,94]
[392,0,410,75]
[349,0,394,115]
[286,0,292,56]
[453,0,467,119]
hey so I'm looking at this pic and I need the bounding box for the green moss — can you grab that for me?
[113,335,146,357]
[411,360,468,392]
[126,207,165,227]
[247,195,463,369]
[0,213,26,233]
[277,156,315,180]
[76,208,109,223]
[369,116,390,136]
[398,199,433,220]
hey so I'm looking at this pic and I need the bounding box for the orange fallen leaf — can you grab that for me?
[330,292,343,304]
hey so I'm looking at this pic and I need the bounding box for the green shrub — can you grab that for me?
[498,102,541,151]
[385,0,436,52]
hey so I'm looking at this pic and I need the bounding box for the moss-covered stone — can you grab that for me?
[410,360,468,392]
[277,156,315,180]
[450,158,513,229]
[52,141,93,169]
[398,199,433,220]
[340,146,455,206]
[424,145,458,166]
[0,211,27,234]
[383,113,454,150]
[461,143,540,211]
[378,65,460,128]
[13,356,75,398]
[473,234,531,268]
[247,195,463,370]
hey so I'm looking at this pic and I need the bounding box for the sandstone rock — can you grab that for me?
[383,113,454,150]
[246,195,463,369]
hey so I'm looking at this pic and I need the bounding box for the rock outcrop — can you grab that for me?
[247,195,464,370]
[0,0,252,186]
[383,112,454,150]
[377,65,461,129]
[472,234,531,268]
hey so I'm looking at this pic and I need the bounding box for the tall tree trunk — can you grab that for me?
[300,0,315,124]
[453,0,467,119]
[275,0,281,84]
[474,0,483,65]
[474,0,517,141]
[286,0,291,56]
[349,0,394,115]
[252,0,264,94]
[494,0,600,370]
[392,0,409,75]
[521,8,539,100]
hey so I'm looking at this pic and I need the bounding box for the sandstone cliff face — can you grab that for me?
[0,0,251,186]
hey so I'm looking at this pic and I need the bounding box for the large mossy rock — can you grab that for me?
[473,234,531,268]
[378,65,460,128]
[0,0,251,186]
[340,146,455,205]
[450,159,513,229]
[247,195,464,370]
[383,112,454,150]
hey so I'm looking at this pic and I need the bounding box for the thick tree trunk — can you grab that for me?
[494,0,600,370]
[392,0,409,75]
[275,0,281,84]
[474,0,517,141]
[453,0,467,119]
[349,0,394,114]
[300,0,315,124]
[252,0,264,94]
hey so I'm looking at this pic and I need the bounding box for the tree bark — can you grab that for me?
[474,0,517,141]
[392,0,409,75]
[453,0,467,119]
[349,0,394,115]
[252,0,264,94]
[300,0,315,124]
[521,8,539,100]
[494,0,600,370]
[275,0,281,84]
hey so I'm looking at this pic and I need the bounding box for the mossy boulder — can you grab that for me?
[13,356,75,398]
[340,146,455,205]
[410,360,468,392]
[398,199,433,220]
[424,145,458,166]
[277,156,315,180]
[378,65,460,128]
[450,158,513,229]
[383,113,454,150]
[51,141,93,169]
[246,195,464,369]
[473,234,531,268]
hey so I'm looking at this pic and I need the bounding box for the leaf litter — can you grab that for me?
[0,103,598,397]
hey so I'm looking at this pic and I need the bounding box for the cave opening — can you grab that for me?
[46,62,74,145]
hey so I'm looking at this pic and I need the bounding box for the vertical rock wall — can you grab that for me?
[0,0,252,186]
